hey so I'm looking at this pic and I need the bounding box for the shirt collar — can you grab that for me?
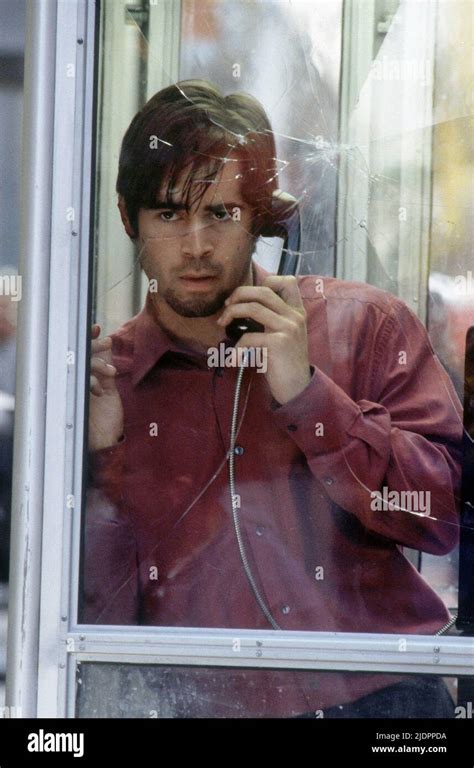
[131,260,271,388]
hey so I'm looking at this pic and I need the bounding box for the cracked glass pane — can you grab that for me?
[80,0,473,715]
[75,663,469,719]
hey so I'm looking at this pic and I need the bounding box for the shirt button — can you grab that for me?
[281,605,291,615]
[234,446,244,456]
[256,526,265,536]
[216,367,224,377]
[324,477,334,486]
[287,424,297,432]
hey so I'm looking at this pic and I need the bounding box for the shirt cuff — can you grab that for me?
[271,365,362,455]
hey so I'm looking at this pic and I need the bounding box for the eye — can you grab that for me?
[159,210,179,221]
[212,208,231,221]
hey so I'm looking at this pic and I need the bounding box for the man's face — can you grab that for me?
[137,158,256,318]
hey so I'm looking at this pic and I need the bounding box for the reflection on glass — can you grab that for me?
[81,0,472,718]
[76,664,464,719]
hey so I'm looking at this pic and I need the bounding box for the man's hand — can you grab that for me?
[217,275,311,405]
[89,324,124,452]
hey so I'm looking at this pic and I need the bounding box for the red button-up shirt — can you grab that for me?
[84,261,462,717]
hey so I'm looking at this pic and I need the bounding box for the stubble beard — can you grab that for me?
[163,287,231,318]
[162,251,254,318]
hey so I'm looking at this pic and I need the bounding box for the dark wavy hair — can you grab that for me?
[116,80,278,238]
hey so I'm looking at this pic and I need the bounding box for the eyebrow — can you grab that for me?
[151,201,245,212]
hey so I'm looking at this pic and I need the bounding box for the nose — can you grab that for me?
[181,218,213,259]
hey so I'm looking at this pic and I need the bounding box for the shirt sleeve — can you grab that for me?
[82,438,140,624]
[271,300,463,555]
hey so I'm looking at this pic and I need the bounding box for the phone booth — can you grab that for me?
[5,0,473,723]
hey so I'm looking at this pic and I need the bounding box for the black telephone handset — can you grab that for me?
[225,317,265,341]
[225,190,301,342]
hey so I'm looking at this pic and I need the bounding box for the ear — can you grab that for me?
[117,195,137,239]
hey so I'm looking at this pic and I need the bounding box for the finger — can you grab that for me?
[91,335,112,354]
[91,324,101,340]
[234,332,268,350]
[91,344,113,365]
[91,358,118,395]
[262,275,304,309]
[90,375,103,396]
[225,285,291,317]
[91,357,116,377]
[218,301,292,332]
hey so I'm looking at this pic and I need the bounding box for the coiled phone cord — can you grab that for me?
[435,613,458,635]
[228,354,282,631]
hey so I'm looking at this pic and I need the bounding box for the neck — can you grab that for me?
[152,307,227,353]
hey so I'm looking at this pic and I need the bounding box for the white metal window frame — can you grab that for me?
[6,0,473,719]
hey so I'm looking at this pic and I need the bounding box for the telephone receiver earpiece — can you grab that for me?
[225,190,302,342]
[260,190,299,237]
[265,189,302,277]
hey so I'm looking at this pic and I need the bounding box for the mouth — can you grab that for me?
[179,274,218,288]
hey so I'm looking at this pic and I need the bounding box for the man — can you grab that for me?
[84,80,462,718]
